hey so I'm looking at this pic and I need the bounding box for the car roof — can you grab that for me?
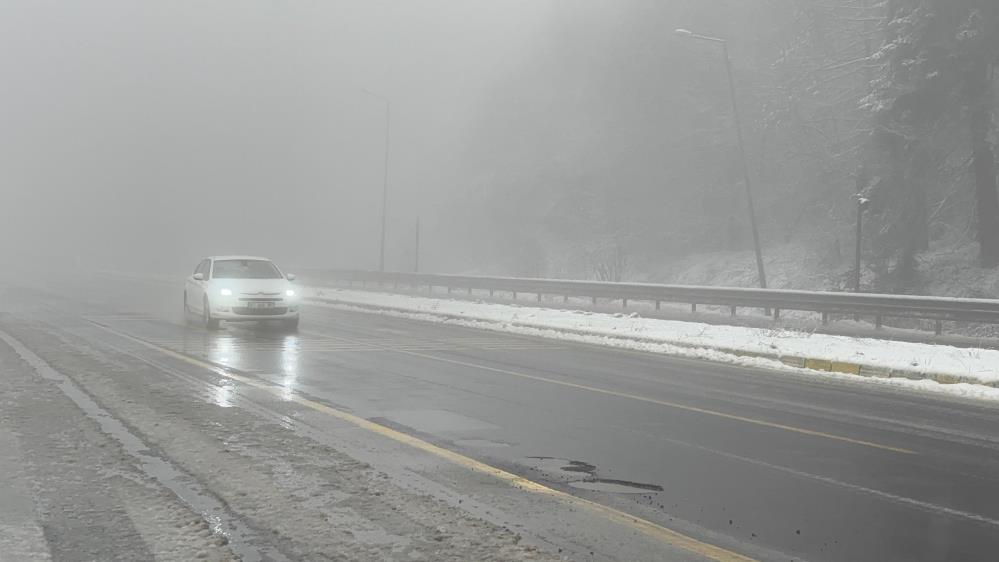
[207,255,273,262]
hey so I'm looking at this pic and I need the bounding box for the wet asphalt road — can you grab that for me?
[7,272,999,561]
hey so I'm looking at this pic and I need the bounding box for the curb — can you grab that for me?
[306,296,999,390]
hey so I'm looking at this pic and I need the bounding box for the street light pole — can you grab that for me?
[364,89,391,272]
[676,29,767,290]
[854,194,870,293]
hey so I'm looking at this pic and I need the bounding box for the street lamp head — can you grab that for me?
[674,28,726,43]
[362,88,389,105]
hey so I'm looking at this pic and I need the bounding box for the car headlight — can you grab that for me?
[220,288,233,296]
[286,289,295,297]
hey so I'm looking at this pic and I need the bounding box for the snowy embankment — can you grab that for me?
[304,286,999,401]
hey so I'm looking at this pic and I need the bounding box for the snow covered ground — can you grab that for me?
[304,286,999,401]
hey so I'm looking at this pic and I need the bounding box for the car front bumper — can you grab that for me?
[211,301,300,321]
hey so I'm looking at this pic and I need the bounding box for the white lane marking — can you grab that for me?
[300,328,916,455]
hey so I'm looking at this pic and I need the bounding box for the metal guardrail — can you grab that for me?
[298,269,999,334]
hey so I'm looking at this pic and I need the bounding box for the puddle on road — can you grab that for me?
[1,331,290,562]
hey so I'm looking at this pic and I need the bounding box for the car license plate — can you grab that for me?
[248,302,275,309]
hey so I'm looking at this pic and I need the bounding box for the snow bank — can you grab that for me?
[303,287,999,399]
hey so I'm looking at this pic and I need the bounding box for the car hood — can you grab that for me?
[211,279,291,295]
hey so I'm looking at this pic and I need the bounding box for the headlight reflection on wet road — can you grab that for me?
[201,331,300,403]
[207,335,238,407]
[280,335,299,400]
[213,380,236,408]
[212,335,236,366]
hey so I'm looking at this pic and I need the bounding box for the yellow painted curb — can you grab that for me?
[831,361,861,375]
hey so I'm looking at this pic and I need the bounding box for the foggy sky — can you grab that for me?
[0,1,558,273]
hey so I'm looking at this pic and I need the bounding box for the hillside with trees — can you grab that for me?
[439,0,999,297]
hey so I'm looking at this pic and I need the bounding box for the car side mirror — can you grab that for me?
[193,273,204,281]
[286,273,296,281]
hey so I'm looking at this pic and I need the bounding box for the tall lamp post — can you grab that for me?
[364,88,391,272]
[854,194,870,293]
[675,28,767,289]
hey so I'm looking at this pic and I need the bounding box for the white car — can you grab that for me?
[184,256,300,330]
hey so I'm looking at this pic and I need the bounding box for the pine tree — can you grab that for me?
[868,0,999,268]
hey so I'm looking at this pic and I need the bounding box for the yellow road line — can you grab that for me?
[304,330,917,456]
[88,320,756,562]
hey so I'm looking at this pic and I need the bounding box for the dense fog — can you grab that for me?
[3,1,998,298]
[0,0,552,273]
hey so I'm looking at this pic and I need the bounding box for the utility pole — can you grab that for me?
[676,29,767,290]
[364,88,391,272]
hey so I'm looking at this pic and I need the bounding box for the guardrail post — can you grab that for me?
[592,296,597,306]
[935,320,943,336]
[447,286,453,294]
[468,287,472,296]
[538,293,543,303]
[489,289,494,298]
[773,308,780,320]
[622,298,628,308]
[730,306,737,317]
[655,300,661,311]
[822,312,828,325]
[512,291,517,300]
[691,303,697,314]
[563,295,569,304]
[875,316,882,330]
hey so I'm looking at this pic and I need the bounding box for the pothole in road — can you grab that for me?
[569,479,664,494]
[523,456,662,494]
[560,460,596,473]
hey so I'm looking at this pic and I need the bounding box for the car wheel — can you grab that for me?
[283,316,299,332]
[203,296,221,330]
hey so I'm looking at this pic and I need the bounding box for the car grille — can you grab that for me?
[238,297,282,302]
[232,307,288,316]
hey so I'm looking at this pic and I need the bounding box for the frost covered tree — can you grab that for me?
[765,1,881,247]
[867,0,999,269]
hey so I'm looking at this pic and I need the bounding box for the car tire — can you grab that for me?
[203,297,221,330]
[283,316,299,332]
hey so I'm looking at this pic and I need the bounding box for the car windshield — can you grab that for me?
[212,259,282,279]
